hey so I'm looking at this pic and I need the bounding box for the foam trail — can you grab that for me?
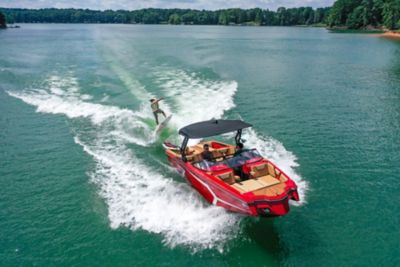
[7,74,154,146]
[74,135,240,251]
[7,73,242,251]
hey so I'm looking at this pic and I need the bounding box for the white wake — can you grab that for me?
[8,68,307,252]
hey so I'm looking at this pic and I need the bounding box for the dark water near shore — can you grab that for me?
[1,24,399,266]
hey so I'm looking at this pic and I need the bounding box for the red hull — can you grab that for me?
[166,150,299,217]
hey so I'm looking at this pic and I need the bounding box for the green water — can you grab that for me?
[1,24,400,266]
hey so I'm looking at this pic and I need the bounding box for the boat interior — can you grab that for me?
[166,140,236,161]
[167,141,289,197]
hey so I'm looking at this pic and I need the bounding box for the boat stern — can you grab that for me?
[250,188,299,217]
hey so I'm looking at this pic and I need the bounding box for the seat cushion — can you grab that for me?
[232,179,265,193]
[257,175,280,187]
[250,163,268,178]
[267,163,276,177]
[216,171,235,184]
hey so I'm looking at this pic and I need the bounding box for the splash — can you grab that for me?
[155,69,237,129]
[7,73,241,251]
[74,135,241,251]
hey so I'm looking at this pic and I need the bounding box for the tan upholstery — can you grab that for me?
[216,171,235,185]
[267,163,276,177]
[231,162,287,196]
[186,154,195,161]
[253,183,286,196]
[232,179,266,193]
[211,149,222,159]
[256,175,280,187]
[186,152,202,162]
[212,147,232,160]
[218,147,229,154]
[232,184,246,193]
[250,163,268,178]
[280,173,288,182]
[184,142,237,162]
[184,144,209,162]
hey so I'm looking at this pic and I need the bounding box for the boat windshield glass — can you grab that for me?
[194,149,262,171]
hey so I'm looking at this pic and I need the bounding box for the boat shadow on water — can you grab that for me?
[238,212,322,264]
[244,218,284,253]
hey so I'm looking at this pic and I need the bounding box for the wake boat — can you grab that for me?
[163,119,299,217]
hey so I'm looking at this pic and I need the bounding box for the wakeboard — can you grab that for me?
[155,114,172,134]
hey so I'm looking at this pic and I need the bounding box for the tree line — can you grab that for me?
[328,0,400,29]
[1,0,399,30]
[1,7,330,26]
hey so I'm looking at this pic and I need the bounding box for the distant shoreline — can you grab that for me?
[0,7,330,27]
[5,23,400,40]
[327,27,400,40]
[5,22,327,27]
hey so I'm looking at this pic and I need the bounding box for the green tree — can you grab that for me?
[314,8,326,24]
[302,7,314,24]
[0,11,6,28]
[168,13,181,24]
[346,6,366,28]
[237,10,247,24]
[218,11,228,25]
[254,8,263,25]
[382,0,400,29]
[328,0,363,27]
[276,7,287,25]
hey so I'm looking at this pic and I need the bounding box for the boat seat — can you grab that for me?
[267,163,276,177]
[217,147,229,155]
[279,173,288,182]
[256,175,280,187]
[232,179,266,193]
[249,162,278,178]
[212,147,230,159]
[249,163,268,178]
[216,171,236,185]
[186,152,202,162]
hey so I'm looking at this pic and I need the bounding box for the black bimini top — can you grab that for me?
[179,119,252,139]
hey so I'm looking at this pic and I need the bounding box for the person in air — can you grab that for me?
[150,97,167,125]
[201,144,213,161]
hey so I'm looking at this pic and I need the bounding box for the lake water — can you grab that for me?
[1,24,399,266]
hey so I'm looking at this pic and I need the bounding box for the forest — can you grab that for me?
[328,0,400,29]
[1,7,330,26]
[1,0,399,30]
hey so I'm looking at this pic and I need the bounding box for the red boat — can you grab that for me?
[164,119,299,217]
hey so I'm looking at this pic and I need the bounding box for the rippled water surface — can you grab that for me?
[1,24,399,266]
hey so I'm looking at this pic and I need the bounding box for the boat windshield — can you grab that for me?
[194,149,262,171]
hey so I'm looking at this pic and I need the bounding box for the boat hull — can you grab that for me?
[166,151,299,217]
